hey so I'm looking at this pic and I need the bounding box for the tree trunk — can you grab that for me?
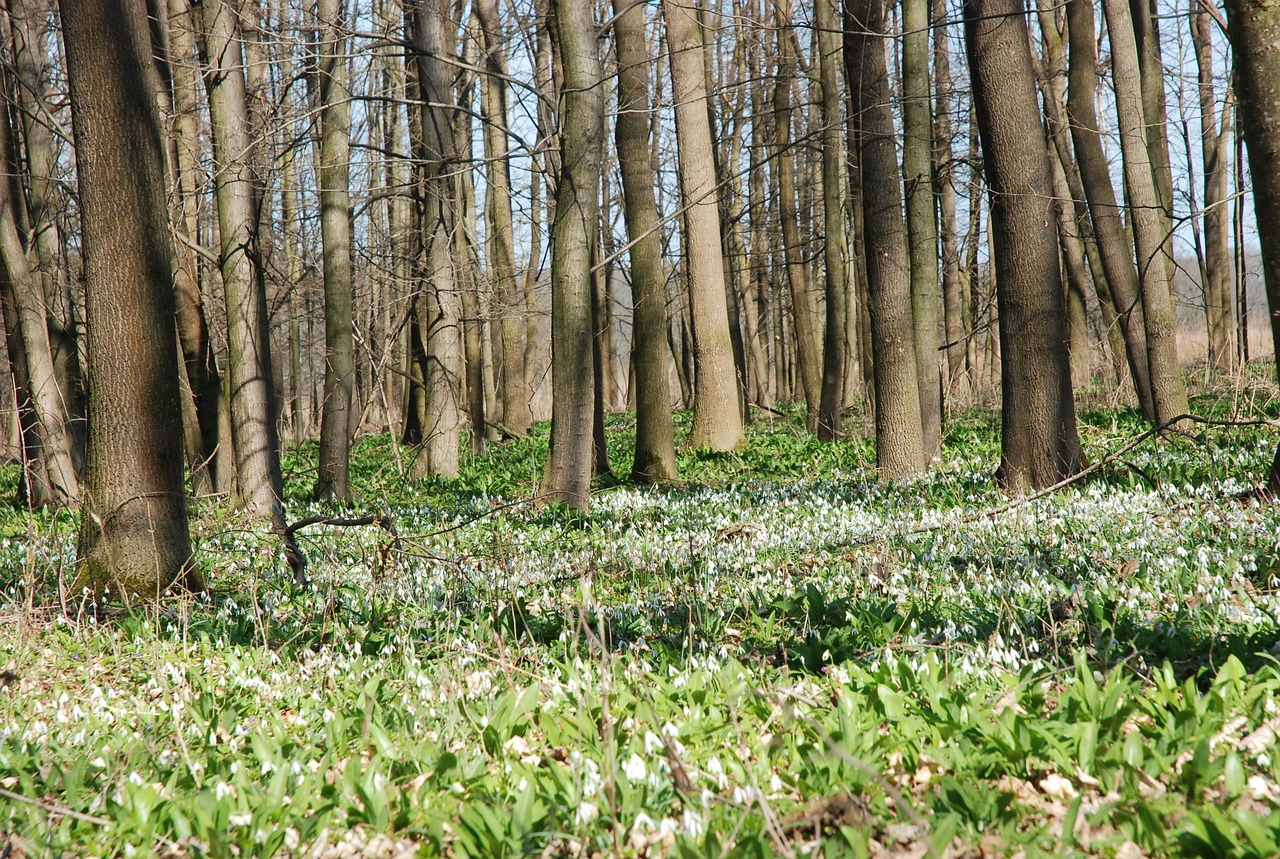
[1102,0,1189,428]
[540,0,602,508]
[1064,0,1156,421]
[613,0,678,483]
[475,0,532,437]
[902,0,941,455]
[1223,0,1280,494]
[196,0,283,516]
[665,0,744,451]
[9,0,85,475]
[408,0,463,478]
[0,100,79,507]
[1192,3,1235,370]
[815,0,847,441]
[771,0,822,429]
[845,0,925,480]
[964,0,1082,492]
[61,0,193,596]
[932,0,967,399]
[314,0,355,500]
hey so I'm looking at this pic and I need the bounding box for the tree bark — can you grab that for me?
[815,0,847,441]
[408,0,463,478]
[845,0,925,480]
[540,0,603,508]
[475,0,532,437]
[1102,0,1189,428]
[314,0,355,500]
[1064,0,1156,421]
[771,0,822,430]
[902,0,942,455]
[1192,3,1235,370]
[964,0,1082,492]
[61,0,193,596]
[196,0,283,516]
[1223,0,1280,494]
[0,89,79,507]
[613,0,678,483]
[932,0,967,399]
[665,0,744,451]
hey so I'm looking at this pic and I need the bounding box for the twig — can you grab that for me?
[280,513,400,587]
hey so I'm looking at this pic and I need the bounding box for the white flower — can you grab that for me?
[575,801,599,825]
[230,811,253,827]
[681,808,705,839]
[622,753,647,782]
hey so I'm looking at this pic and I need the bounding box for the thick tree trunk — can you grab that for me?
[964,0,1082,492]
[1064,0,1156,421]
[314,0,355,500]
[61,0,193,596]
[1102,0,1189,428]
[665,0,744,451]
[845,0,925,480]
[902,0,942,455]
[1223,0,1280,494]
[613,0,678,483]
[815,0,847,441]
[197,0,283,516]
[540,0,603,508]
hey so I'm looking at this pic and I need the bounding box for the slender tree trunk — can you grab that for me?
[815,0,847,441]
[0,107,79,506]
[932,0,966,399]
[61,0,193,595]
[1064,0,1156,421]
[314,0,355,500]
[902,0,941,455]
[408,0,463,477]
[965,0,1082,492]
[614,0,678,483]
[1224,0,1280,493]
[846,0,925,480]
[196,0,283,516]
[9,0,85,473]
[666,0,744,450]
[771,0,822,428]
[1102,0,1189,427]
[540,0,603,508]
[475,0,532,437]
[1192,3,1235,370]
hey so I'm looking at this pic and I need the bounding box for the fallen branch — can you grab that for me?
[280,513,400,587]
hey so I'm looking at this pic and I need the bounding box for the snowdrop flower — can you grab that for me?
[230,811,252,827]
[681,808,705,839]
[575,801,599,825]
[622,753,647,782]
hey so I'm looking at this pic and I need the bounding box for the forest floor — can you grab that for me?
[3,370,1280,858]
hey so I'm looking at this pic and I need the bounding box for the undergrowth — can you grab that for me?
[3,376,1280,857]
